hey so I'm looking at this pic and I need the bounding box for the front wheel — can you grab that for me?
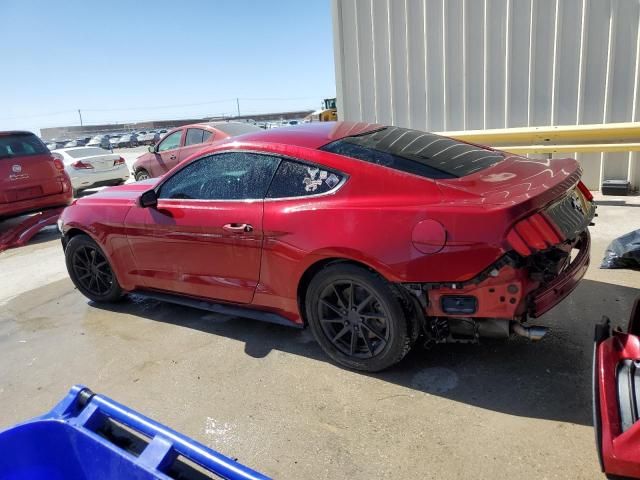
[65,234,124,303]
[305,263,413,372]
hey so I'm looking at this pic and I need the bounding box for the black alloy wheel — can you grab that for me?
[71,244,113,296]
[306,263,413,372]
[317,280,390,358]
[65,235,124,303]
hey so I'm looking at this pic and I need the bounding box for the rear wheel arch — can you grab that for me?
[297,257,423,341]
[301,260,418,371]
[297,258,394,325]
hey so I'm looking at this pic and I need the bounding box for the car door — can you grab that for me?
[152,129,184,176]
[124,151,280,304]
[177,128,214,163]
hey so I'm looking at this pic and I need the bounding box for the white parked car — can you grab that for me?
[52,147,130,196]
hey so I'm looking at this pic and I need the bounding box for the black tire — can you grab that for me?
[135,169,151,181]
[305,263,412,372]
[65,234,124,303]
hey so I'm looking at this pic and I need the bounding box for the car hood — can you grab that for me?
[74,179,159,205]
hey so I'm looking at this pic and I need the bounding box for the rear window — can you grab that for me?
[66,147,108,158]
[213,122,262,137]
[0,133,49,159]
[320,126,504,179]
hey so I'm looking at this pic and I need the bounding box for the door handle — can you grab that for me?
[223,223,253,233]
[169,155,177,160]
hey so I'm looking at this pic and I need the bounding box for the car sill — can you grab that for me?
[132,290,302,328]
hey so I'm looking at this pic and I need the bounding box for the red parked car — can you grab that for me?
[1,131,72,220]
[132,121,262,180]
[594,298,640,479]
[59,122,595,371]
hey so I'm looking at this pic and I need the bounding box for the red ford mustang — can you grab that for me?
[1,131,72,219]
[59,122,595,371]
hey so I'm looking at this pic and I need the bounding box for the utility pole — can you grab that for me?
[78,109,83,126]
[236,98,240,117]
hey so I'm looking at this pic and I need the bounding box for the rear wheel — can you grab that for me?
[135,169,150,181]
[305,263,412,372]
[65,235,123,303]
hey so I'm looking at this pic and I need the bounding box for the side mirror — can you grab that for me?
[148,145,156,153]
[139,189,158,208]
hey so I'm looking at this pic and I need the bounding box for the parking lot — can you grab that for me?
[0,192,638,479]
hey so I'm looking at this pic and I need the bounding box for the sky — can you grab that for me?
[0,0,336,134]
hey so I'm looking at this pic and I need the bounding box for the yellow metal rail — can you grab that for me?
[503,143,640,154]
[438,122,640,154]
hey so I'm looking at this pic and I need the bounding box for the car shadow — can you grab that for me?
[92,278,640,427]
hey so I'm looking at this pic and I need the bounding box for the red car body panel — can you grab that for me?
[0,131,72,219]
[595,299,640,479]
[60,122,594,326]
[133,122,261,178]
[124,198,264,304]
[0,207,64,253]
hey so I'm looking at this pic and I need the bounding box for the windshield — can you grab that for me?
[320,126,504,179]
[0,132,50,159]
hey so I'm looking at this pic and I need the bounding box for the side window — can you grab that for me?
[185,128,206,146]
[158,152,280,201]
[202,130,213,142]
[266,160,344,198]
[157,131,182,152]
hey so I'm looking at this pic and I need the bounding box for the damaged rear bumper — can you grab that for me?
[423,230,591,320]
[528,230,590,318]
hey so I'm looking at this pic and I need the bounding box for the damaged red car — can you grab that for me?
[0,131,72,219]
[594,298,640,479]
[59,122,595,371]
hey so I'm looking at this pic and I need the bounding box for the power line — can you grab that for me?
[1,110,76,120]
[84,98,236,112]
[0,96,325,121]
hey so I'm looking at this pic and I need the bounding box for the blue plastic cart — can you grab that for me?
[0,385,271,480]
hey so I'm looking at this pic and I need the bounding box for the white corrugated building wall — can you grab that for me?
[331,0,640,190]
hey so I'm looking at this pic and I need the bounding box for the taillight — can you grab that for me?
[71,160,94,170]
[51,153,65,170]
[577,181,593,201]
[506,213,565,256]
[113,156,125,166]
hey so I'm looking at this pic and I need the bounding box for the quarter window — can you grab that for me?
[158,152,280,200]
[266,160,344,198]
[157,131,182,152]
